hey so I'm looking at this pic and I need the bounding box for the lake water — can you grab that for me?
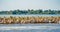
[0,24,60,32]
[0,14,60,17]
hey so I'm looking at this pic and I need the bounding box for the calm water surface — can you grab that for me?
[0,24,60,32]
[0,14,60,17]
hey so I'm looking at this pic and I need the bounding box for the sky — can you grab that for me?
[0,0,60,11]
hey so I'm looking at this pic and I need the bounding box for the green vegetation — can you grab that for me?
[0,9,60,14]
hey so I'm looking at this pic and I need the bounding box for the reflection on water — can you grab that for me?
[0,24,60,32]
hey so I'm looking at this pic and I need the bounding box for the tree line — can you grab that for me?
[0,9,60,14]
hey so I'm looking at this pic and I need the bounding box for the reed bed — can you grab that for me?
[0,16,60,24]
